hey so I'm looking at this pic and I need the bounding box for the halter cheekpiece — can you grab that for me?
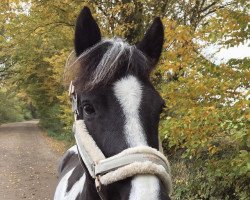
[69,81,172,199]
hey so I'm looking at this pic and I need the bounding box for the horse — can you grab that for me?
[54,6,172,200]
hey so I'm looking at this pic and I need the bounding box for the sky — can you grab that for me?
[203,41,250,64]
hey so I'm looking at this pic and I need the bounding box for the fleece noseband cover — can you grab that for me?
[73,120,172,195]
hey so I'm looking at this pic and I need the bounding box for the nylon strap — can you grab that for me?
[95,152,170,176]
[74,120,105,178]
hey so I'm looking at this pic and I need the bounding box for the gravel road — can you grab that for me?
[0,120,62,200]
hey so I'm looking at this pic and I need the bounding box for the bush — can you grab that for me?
[0,89,32,124]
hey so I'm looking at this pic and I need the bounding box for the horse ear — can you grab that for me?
[74,7,101,56]
[136,17,164,66]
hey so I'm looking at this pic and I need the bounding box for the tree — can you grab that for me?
[1,0,249,199]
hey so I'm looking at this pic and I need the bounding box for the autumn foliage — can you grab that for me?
[1,0,249,199]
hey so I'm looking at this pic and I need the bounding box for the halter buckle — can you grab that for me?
[71,94,79,115]
[68,81,75,96]
[69,81,79,116]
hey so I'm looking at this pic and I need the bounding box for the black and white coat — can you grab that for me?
[54,7,171,200]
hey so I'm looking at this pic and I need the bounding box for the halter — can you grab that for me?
[69,82,172,199]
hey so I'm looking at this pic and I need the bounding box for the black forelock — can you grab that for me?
[73,39,150,93]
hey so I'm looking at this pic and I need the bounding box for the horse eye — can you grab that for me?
[83,104,95,115]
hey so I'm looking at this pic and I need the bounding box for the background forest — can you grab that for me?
[1,0,249,199]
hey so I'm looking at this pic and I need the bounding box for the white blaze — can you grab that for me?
[113,75,160,200]
[114,75,146,146]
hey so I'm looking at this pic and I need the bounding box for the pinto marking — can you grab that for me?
[54,167,86,200]
[64,173,86,200]
[68,145,78,154]
[54,168,74,200]
[114,75,160,200]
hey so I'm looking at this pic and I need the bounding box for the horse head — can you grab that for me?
[56,6,171,200]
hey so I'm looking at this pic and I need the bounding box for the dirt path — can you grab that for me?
[0,120,63,200]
